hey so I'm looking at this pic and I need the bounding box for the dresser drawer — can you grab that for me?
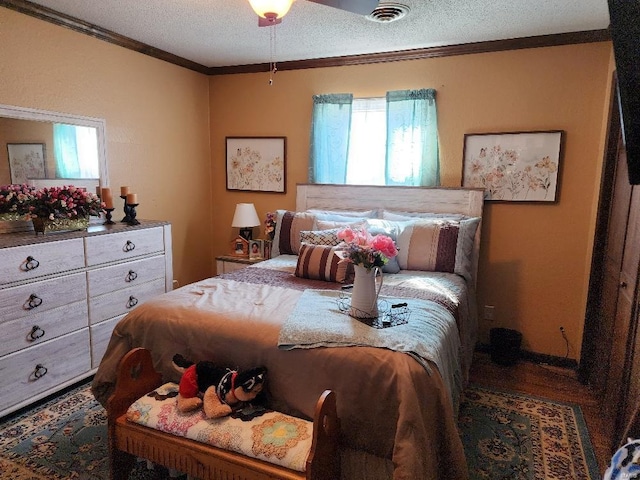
[0,272,87,322]
[0,238,85,286]
[90,314,124,368]
[88,278,165,324]
[87,256,166,297]
[0,329,91,413]
[0,300,88,357]
[85,227,165,266]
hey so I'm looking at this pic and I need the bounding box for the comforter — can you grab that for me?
[92,256,475,480]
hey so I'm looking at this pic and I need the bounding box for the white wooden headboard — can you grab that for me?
[296,184,485,288]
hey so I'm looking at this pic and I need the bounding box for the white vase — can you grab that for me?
[350,264,383,319]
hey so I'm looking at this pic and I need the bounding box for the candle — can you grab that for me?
[120,186,130,196]
[101,187,111,198]
[104,195,114,209]
[95,186,102,196]
[126,193,138,204]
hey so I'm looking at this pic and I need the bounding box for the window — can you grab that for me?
[54,123,100,179]
[309,89,439,186]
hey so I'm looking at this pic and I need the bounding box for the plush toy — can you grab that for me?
[172,354,267,419]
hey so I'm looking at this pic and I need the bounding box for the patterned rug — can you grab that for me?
[459,385,601,479]
[0,381,601,479]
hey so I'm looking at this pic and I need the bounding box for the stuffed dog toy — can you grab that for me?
[172,354,266,419]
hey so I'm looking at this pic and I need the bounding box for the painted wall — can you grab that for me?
[209,43,613,359]
[0,7,212,286]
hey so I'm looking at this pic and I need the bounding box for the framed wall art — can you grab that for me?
[462,131,564,202]
[7,143,46,184]
[226,136,286,193]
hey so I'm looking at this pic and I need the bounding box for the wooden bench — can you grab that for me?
[107,347,341,480]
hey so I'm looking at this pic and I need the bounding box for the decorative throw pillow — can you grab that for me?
[299,228,342,247]
[295,243,353,283]
[364,219,411,274]
[395,217,481,282]
[272,210,316,257]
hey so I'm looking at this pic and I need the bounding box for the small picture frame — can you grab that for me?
[7,143,46,184]
[230,236,249,257]
[249,239,264,259]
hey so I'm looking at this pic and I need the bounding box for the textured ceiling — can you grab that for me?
[24,0,610,68]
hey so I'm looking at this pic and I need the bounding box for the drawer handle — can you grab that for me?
[33,364,48,379]
[23,256,40,271]
[25,294,43,310]
[127,296,139,308]
[126,270,138,282]
[124,240,136,252]
[28,325,45,341]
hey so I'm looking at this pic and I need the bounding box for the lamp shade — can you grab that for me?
[232,203,260,228]
[248,0,295,19]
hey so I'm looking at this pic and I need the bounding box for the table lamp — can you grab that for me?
[232,203,260,240]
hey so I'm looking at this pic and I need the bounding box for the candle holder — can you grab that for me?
[120,195,132,223]
[126,203,140,225]
[103,208,116,225]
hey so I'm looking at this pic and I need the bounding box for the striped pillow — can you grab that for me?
[272,210,316,256]
[396,217,480,282]
[295,243,353,283]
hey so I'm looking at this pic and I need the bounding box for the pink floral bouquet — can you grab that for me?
[29,185,104,220]
[0,184,37,217]
[264,212,276,239]
[337,226,398,271]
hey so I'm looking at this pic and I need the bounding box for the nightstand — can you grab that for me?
[215,255,264,274]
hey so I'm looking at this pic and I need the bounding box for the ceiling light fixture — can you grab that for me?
[248,0,295,25]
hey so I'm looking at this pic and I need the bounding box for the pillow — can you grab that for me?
[307,209,377,220]
[315,219,366,231]
[396,217,481,282]
[272,210,316,257]
[299,228,342,246]
[295,243,353,283]
[382,210,467,222]
[364,219,412,274]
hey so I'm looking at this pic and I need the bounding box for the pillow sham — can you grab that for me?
[382,210,467,222]
[272,210,316,257]
[395,217,481,282]
[315,219,366,231]
[307,209,377,220]
[295,243,353,283]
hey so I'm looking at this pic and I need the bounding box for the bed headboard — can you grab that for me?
[296,184,485,288]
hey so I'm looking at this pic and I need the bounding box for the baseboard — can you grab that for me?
[475,343,578,370]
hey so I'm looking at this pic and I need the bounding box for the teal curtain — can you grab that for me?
[309,94,353,184]
[54,123,81,178]
[385,89,439,186]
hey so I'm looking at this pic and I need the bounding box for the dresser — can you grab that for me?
[0,220,172,418]
[215,255,264,274]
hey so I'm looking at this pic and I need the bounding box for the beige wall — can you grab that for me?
[0,7,212,286]
[209,43,613,359]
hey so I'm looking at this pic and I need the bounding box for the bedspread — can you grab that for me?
[92,259,472,480]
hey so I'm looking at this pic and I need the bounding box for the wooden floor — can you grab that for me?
[468,352,612,477]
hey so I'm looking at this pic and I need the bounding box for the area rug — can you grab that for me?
[459,385,601,479]
[0,381,601,479]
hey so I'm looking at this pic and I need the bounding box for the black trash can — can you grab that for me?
[490,327,522,366]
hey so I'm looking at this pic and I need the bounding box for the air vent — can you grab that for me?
[366,2,410,23]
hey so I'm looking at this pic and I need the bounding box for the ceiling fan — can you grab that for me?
[248,0,380,26]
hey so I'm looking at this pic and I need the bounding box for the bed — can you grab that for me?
[92,184,484,480]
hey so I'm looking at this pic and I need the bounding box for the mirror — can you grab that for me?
[0,104,108,191]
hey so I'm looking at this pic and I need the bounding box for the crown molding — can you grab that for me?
[2,0,610,76]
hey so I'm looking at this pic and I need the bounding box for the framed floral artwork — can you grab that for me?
[7,143,46,184]
[462,131,564,202]
[226,137,286,193]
